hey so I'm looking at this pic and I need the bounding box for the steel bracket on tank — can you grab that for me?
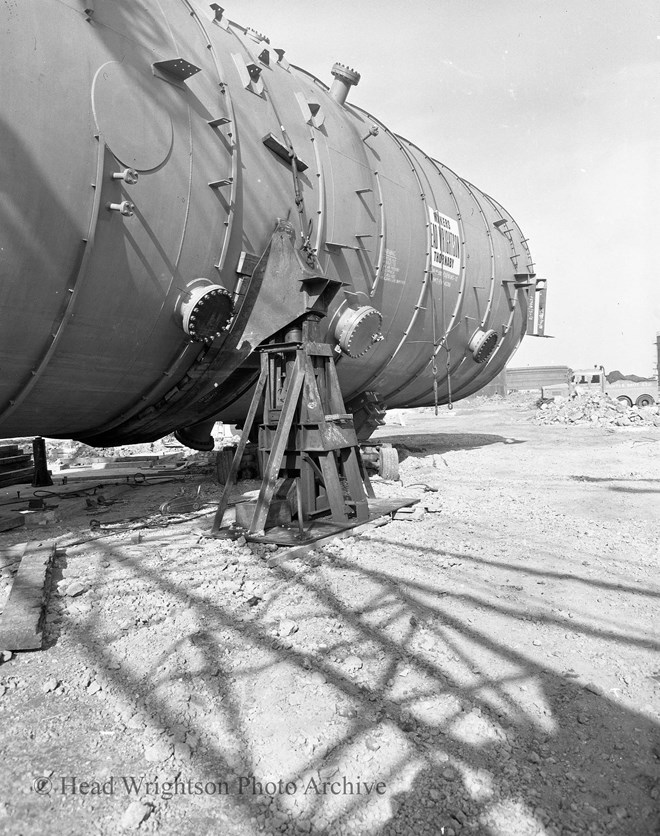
[232,53,264,96]
[511,272,535,289]
[152,58,202,88]
[295,92,324,128]
[262,133,308,172]
[210,4,229,28]
[493,218,511,233]
[274,49,289,69]
[208,116,231,128]
[246,220,344,332]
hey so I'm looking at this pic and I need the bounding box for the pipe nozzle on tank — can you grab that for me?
[329,63,361,106]
[174,418,217,452]
[175,279,234,343]
[334,305,382,358]
[469,328,498,364]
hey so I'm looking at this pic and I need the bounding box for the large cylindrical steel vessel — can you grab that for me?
[0,1,536,446]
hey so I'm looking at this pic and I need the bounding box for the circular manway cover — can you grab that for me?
[186,287,234,341]
[92,61,174,171]
[335,306,383,358]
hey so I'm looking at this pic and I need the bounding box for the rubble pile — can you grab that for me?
[536,391,660,427]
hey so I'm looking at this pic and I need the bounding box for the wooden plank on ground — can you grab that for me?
[49,465,186,482]
[0,445,20,458]
[0,542,28,579]
[0,467,35,488]
[0,513,25,533]
[0,543,29,564]
[0,540,57,650]
[0,454,32,471]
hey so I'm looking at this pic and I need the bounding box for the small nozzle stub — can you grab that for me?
[329,62,361,105]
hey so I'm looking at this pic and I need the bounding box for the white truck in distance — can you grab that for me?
[542,366,658,407]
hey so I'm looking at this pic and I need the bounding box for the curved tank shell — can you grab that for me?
[0,1,536,446]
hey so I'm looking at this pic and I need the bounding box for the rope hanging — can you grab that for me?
[429,254,454,413]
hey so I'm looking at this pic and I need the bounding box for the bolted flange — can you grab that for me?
[469,328,498,363]
[176,279,234,342]
[334,305,383,358]
[329,62,361,105]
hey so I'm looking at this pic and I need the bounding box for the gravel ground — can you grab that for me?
[0,397,658,835]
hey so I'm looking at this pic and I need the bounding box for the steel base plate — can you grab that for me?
[242,497,419,546]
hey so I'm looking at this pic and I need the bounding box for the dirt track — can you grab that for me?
[0,398,658,835]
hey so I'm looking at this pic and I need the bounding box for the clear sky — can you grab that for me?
[224,0,660,377]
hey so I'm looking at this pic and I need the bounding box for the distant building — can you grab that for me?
[474,371,508,397]
[504,365,571,393]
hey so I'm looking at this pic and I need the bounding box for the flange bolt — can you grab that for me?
[107,201,135,217]
[112,168,139,185]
